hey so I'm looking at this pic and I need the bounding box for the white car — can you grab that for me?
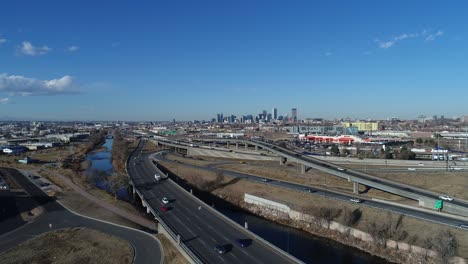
[407,168,416,171]
[439,195,454,201]
[162,197,169,204]
[337,167,346,171]
[349,198,363,203]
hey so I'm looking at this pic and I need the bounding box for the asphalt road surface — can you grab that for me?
[154,153,468,229]
[128,141,298,264]
[0,168,162,264]
[248,140,468,208]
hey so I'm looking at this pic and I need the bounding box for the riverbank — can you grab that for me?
[156,159,467,264]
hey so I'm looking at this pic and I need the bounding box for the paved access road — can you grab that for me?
[128,141,299,264]
[0,168,162,264]
[155,153,468,229]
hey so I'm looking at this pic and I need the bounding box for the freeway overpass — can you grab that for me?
[153,138,468,218]
[127,140,301,264]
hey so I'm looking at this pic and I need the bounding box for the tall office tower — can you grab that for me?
[272,108,278,120]
[292,108,297,122]
[217,113,224,123]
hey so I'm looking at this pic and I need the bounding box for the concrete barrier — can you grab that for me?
[244,194,467,264]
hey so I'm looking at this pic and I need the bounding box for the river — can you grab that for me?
[86,140,388,263]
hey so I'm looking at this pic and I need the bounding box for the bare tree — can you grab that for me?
[342,207,362,227]
[424,229,458,264]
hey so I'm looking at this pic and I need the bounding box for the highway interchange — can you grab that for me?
[127,140,299,264]
[154,152,468,229]
[0,168,162,264]
[186,138,468,210]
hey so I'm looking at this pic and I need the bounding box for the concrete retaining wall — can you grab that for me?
[244,193,291,214]
[244,194,467,264]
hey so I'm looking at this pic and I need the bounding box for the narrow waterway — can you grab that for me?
[85,137,128,199]
[86,138,114,174]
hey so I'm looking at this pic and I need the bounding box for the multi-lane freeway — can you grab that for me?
[128,140,299,264]
[154,152,468,229]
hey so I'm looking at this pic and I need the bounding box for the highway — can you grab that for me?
[0,168,162,264]
[154,152,468,229]
[127,140,299,264]
[185,138,468,209]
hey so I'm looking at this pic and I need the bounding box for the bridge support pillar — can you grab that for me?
[244,221,248,229]
[245,143,248,149]
[146,207,150,214]
[227,142,229,148]
[353,182,359,194]
[235,143,239,149]
[255,145,258,151]
[301,164,307,174]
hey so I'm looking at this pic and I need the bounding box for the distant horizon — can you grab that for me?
[1,1,467,120]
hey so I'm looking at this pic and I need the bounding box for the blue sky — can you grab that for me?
[0,1,467,121]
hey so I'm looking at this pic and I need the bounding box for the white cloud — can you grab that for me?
[67,46,79,52]
[0,38,6,45]
[18,41,51,56]
[0,98,9,104]
[425,30,444,42]
[376,29,443,49]
[324,52,332,56]
[0,73,79,96]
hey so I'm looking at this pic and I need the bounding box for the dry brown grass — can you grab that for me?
[215,162,409,202]
[161,161,468,258]
[58,191,141,229]
[0,228,133,264]
[360,170,468,200]
[156,234,189,264]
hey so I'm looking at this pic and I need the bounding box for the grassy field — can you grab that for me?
[0,228,133,264]
[156,234,189,264]
[354,169,468,200]
[171,156,409,202]
[159,160,468,258]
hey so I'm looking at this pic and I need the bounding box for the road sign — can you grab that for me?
[434,199,443,210]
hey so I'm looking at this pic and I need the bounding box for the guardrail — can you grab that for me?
[150,152,303,264]
[126,140,204,264]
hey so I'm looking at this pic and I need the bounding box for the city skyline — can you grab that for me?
[1,1,468,120]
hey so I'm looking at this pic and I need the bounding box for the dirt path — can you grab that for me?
[34,168,157,230]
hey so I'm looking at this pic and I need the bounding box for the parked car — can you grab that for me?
[439,195,454,201]
[304,188,315,193]
[161,206,169,212]
[261,178,270,182]
[162,197,169,204]
[40,182,50,187]
[408,168,416,171]
[337,167,346,171]
[214,245,226,255]
[350,198,363,203]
